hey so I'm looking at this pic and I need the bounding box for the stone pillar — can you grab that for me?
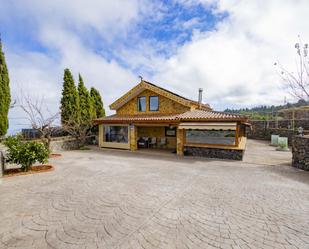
[98,124,103,147]
[292,135,309,171]
[130,125,137,151]
[177,128,184,156]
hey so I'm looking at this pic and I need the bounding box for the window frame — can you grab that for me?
[165,126,176,137]
[185,129,236,146]
[149,95,159,112]
[104,125,129,144]
[137,96,146,112]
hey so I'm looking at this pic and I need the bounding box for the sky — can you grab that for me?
[1,0,309,133]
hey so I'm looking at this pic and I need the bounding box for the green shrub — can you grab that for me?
[4,135,49,171]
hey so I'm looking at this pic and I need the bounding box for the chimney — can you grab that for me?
[198,88,203,107]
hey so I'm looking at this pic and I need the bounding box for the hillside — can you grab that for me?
[224,99,309,120]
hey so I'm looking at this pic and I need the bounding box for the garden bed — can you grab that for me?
[3,165,54,177]
[49,153,62,158]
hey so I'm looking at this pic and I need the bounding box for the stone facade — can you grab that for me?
[117,89,190,115]
[292,135,309,171]
[130,125,137,151]
[177,129,184,155]
[185,146,244,160]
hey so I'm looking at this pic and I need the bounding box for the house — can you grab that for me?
[94,80,250,160]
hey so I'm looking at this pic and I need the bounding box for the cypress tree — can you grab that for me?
[90,87,105,118]
[0,37,11,137]
[60,69,80,125]
[77,74,93,124]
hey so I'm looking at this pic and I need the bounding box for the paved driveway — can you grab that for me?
[0,140,309,249]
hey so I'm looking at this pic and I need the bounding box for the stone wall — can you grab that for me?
[255,119,309,130]
[117,89,190,115]
[292,136,309,171]
[184,146,244,160]
[247,120,309,144]
[49,136,95,153]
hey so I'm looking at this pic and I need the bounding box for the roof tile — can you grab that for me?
[94,110,247,123]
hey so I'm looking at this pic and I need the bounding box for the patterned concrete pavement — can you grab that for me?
[0,140,309,249]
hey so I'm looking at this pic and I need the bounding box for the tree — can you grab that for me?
[90,87,105,118]
[78,74,93,123]
[60,69,80,125]
[19,92,59,150]
[62,116,93,147]
[275,39,309,100]
[0,37,11,137]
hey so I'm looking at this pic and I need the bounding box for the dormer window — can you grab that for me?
[149,96,159,111]
[137,96,146,112]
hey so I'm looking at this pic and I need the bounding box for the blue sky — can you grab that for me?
[0,0,309,133]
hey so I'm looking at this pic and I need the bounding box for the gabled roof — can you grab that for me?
[94,109,248,124]
[109,80,211,110]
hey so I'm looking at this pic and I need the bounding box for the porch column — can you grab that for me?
[235,122,240,146]
[98,124,103,147]
[130,125,137,151]
[177,128,184,156]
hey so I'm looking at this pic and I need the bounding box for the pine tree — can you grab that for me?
[90,87,105,118]
[0,37,11,137]
[77,74,93,124]
[60,69,80,125]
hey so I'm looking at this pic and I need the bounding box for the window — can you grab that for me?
[185,130,236,145]
[149,96,159,111]
[137,97,146,112]
[104,126,128,143]
[165,126,176,137]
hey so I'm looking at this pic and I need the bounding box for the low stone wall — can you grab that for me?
[247,120,309,145]
[292,136,309,171]
[49,136,96,152]
[184,146,244,160]
[248,127,298,145]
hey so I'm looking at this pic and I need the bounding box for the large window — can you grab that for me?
[186,130,236,145]
[149,96,159,111]
[104,126,128,143]
[137,97,146,112]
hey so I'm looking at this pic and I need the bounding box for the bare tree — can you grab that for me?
[275,39,309,100]
[18,92,59,150]
[62,119,93,148]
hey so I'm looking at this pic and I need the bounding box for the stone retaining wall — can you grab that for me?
[49,136,96,152]
[184,146,244,160]
[292,136,309,171]
[247,120,309,144]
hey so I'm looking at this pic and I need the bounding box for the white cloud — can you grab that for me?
[2,0,309,133]
[152,0,309,110]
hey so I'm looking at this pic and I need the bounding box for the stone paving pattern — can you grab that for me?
[0,140,309,249]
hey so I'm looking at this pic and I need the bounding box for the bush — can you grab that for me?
[3,135,49,171]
